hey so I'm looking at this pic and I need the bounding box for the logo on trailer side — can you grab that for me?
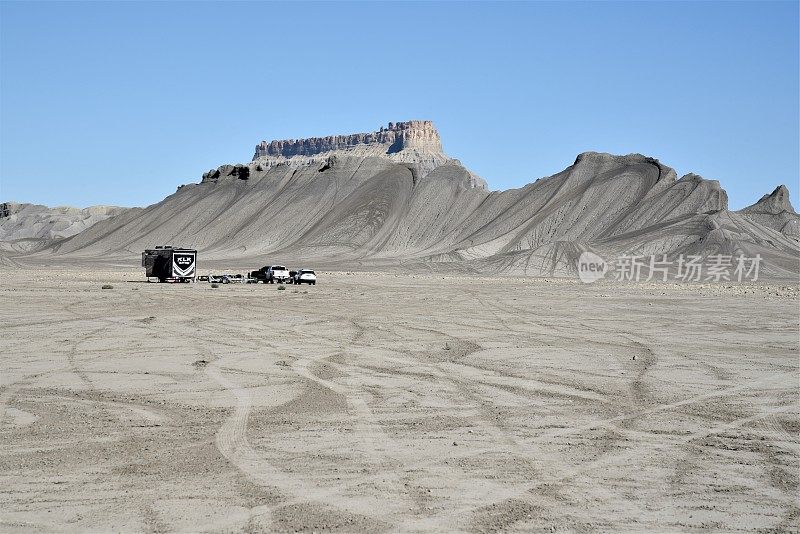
[172,253,196,277]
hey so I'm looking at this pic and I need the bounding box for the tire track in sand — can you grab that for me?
[198,320,408,529]
[1,324,110,427]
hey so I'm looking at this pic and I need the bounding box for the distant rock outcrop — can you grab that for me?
[738,185,799,239]
[245,120,487,189]
[201,164,250,183]
[254,120,443,158]
[743,185,795,214]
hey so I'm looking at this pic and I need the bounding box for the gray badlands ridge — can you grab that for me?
[3,121,799,278]
[0,202,128,253]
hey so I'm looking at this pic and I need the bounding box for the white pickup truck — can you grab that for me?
[267,265,290,284]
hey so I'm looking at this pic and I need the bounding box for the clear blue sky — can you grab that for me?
[1,1,798,210]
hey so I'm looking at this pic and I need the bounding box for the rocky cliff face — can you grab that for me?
[245,120,486,189]
[253,120,443,159]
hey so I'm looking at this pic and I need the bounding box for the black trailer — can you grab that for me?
[142,246,197,282]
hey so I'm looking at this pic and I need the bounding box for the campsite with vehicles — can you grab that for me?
[142,247,317,286]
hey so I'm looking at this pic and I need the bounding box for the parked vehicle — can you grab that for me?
[267,265,290,284]
[142,246,197,282]
[249,267,270,283]
[208,273,246,284]
[293,269,317,285]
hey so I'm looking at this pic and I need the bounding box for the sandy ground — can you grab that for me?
[1,267,798,532]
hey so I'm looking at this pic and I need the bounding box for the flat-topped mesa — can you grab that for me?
[240,120,487,189]
[253,120,443,160]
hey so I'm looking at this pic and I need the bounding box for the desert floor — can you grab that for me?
[1,266,798,532]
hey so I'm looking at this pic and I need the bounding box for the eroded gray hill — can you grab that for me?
[16,121,800,278]
[0,202,130,254]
